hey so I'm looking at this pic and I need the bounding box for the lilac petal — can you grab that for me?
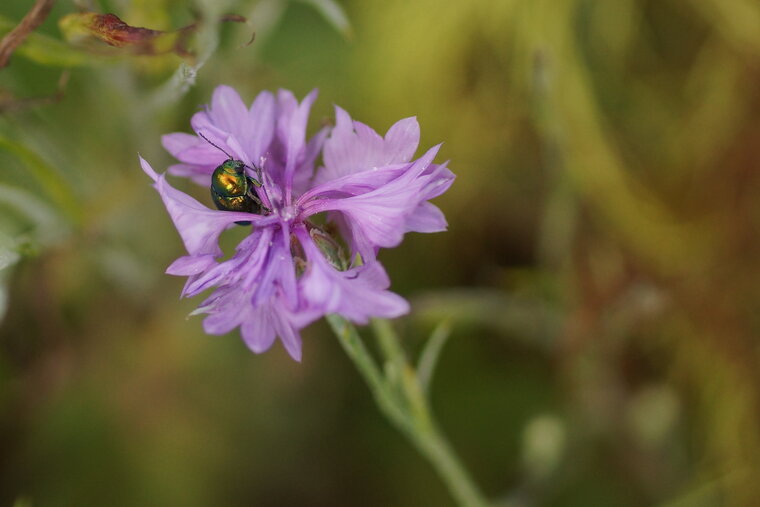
[244,297,317,360]
[421,163,455,198]
[166,254,217,276]
[249,225,298,310]
[270,303,303,361]
[162,132,224,167]
[406,202,448,233]
[162,133,198,158]
[292,126,329,197]
[342,217,379,263]
[295,227,409,324]
[167,163,215,185]
[384,116,421,162]
[140,157,276,257]
[240,302,278,354]
[190,113,237,158]
[185,228,272,297]
[225,135,256,168]
[299,164,407,203]
[201,287,248,336]
[166,255,219,299]
[208,85,248,134]
[140,155,159,181]
[404,162,454,233]
[301,145,441,249]
[179,88,277,168]
[317,106,420,184]
[277,89,318,198]
[245,90,276,162]
[201,288,303,361]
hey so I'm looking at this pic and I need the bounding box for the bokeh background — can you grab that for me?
[1,0,760,505]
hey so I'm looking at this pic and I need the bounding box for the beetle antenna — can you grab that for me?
[198,131,234,160]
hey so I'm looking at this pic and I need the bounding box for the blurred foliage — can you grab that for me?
[1,0,760,506]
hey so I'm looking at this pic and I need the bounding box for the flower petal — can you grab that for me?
[292,126,329,197]
[298,164,406,203]
[161,132,200,158]
[167,163,215,185]
[199,286,304,361]
[165,254,217,276]
[277,89,318,198]
[249,224,298,309]
[240,302,278,354]
[208,85,249,134]
[200,287,248,336]
[406,202,447,233]
[295,226,409,324]
[301,145,441,249]
[317,106,420,184]
[270,302,303,361]
[245,90,276,162]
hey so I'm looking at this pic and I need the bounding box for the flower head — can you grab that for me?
[141,85,454,360]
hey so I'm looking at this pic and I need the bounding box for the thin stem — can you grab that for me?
[326,314,408,427]
[328,315,492,507]
[0,0,56,69]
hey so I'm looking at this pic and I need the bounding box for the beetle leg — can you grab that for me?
[245,162,264,187]
[247,188,271,214]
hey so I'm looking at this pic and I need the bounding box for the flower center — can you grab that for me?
[279,204,298,222]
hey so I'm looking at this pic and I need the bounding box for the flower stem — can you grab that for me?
[327,315,491,507]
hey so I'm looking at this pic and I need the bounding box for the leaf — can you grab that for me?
[298,0,352,39]
[417,320,452,394]
[58,12,252,60]
[0,235,20,271]
[0,231,20,324]
[0,184,65,244]
[413,289,560,349]
[0,136,82,225]
[59,12,195,58]
[0,15,92,67]
[0,280,8,325]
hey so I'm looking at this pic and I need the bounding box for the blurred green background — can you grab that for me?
[2,0,760,505]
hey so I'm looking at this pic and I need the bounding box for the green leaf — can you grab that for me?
[0,136,82,225]
[0,238,19,272]
[417,320,452,394]
[0,231,19,324]
[0,280,8,325]
[0,183,66,244]
[298,0,352,39]
[413,289,560,349]
[0,15,93,67]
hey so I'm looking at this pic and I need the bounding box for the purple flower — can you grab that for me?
[141,85,454,361]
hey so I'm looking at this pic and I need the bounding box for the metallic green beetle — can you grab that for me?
[210,159,262,214]
[200,133,268,223]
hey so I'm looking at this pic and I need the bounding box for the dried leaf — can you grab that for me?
[58,12,252,59]
[59,12,195,57]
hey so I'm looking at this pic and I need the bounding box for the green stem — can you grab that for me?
[327,315,491,507]
[326,314,408,428]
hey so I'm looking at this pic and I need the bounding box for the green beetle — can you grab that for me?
[210,159,262,214]
[200,132,268,223]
